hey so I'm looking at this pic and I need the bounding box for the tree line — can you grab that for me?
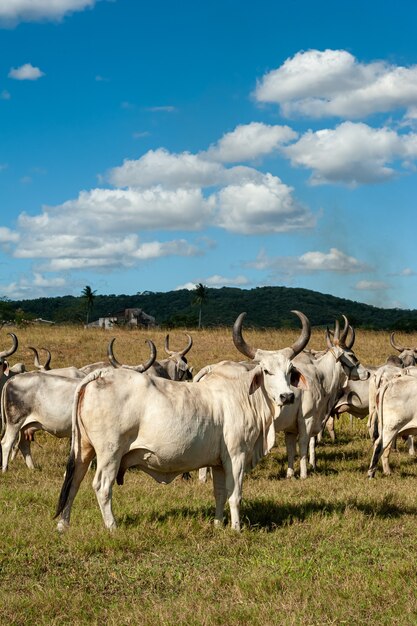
[2,285,417,331]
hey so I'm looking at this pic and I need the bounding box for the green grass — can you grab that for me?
[2,417,417,626]
[2,325,417,625]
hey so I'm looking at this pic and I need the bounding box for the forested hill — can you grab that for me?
[7,286,417,331]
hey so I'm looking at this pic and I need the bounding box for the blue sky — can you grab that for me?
[1,0,417,308]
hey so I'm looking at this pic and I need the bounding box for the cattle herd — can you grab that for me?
[1,312,417,533]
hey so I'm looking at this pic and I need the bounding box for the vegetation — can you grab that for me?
[9,285,417,330]
[81,285,97,326]
[1,324,417,624]
[192,283,209,328]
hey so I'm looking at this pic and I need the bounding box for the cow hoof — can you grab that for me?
[213,519,224,528]
[56,520,69,533]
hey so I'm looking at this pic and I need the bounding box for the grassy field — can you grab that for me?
[1,324,417,626]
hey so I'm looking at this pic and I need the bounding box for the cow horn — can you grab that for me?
[333,319,340,345]
[42,348,52,370]
[164,333,193,358]
[107,338,123,368]
[107,338,157,372]
[345,326,355,350]
[0,332,18,360]
[136,340,157,372]
[339,315,349,345]
[289,310,311,357]
[326,327,334,349]
[180,333,193,357]
[28,346,41,369]
[28,346,52,370]
[164,334,174,356]
[390,332,405,353]
[233,312,256,359]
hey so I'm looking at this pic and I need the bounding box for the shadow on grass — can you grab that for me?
[119,493,417,531]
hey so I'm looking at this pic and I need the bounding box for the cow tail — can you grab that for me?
[54,449,76,518]
[54,370,102,519]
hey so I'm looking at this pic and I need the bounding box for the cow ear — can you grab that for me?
[249,369,263,395]
[2,361,10,376]
[290,367,308,390]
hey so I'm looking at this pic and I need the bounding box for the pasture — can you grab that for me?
[1,324,417,625]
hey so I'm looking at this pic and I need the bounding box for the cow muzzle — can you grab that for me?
[279,392,295,405]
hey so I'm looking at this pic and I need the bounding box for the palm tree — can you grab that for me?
[193,283,209,329]
[81,285,97,326]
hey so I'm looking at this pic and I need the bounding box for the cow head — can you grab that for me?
[326,317,369,382]
[162,333,193,381]
[233,311,310,407]
[389,332,417,367]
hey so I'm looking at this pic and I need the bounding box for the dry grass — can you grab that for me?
[1,324,417,625]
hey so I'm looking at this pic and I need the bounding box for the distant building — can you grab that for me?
[88,307,156,329]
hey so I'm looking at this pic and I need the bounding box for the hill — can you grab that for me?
[5,285,417,331]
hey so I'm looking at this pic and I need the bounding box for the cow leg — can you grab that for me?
[284,432,297,478]
[92,455,124,530]
[199,467,212,483]
[18,437,35,470]
[407,436,415,456]
[308,436,316,471]
[326,416,336,443]
[56,445,95,532]
[381,442,393,475]
[224,454,245,531]
[1,424,21,472]
[211,466,227,527]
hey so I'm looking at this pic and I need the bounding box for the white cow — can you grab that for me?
[1,341,156,471]
[368,370,417,478]
[55,312,310,532]
[277,318,369,479]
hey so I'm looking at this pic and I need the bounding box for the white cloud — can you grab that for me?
[0,0,97,25]
[109,149,226,189]
[255,49,417,119]
[175,282,197,291]
[283,122,417,185]
[175,275,250,290]
[354,280,388,291]
[132,239,200,260]
[0,227,19,243]
[17,187,215,238]
[0,273,67,300]
[9,63,44,80]
[205,122,297,162]
[108,148,265,190]
[216,173,315,234]
[247,247,369,274]
[204,274,250,287]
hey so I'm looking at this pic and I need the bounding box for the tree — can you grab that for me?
[193,283,209,329]
[81,285,97,325]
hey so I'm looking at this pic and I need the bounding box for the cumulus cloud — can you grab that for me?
[0,227,19,243]
[205,122,297,162]
[108,148,265,190]
[0,0,97,25]
[17,187,215,238]
[8,63,44,80]
[283,122,417,185]
[255,49,417,119]
[0,273,67,300]
[354,280,389,291]
[247,247,369,274]
[175,275,249,290]
[109,149,227,189]
[216,173,315,234]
